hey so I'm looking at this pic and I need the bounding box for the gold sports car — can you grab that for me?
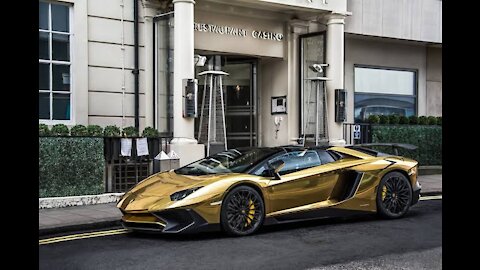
[117,145,421,236]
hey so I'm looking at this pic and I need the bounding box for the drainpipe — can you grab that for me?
[133,0,140,129]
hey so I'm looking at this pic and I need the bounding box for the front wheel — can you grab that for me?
[377,172,412,219]
[220,186,265,236]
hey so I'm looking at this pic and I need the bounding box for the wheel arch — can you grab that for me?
[224,181,265,202]
[222,181,267,213]
[377,169,413,195]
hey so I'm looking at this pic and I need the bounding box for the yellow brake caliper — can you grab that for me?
[382,186,387,201]
[245,200,255,227]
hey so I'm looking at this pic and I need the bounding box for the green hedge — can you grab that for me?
[371,125,442,166]
[39,137,105,197]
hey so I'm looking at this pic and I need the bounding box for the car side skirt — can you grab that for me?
[264,207,372,225]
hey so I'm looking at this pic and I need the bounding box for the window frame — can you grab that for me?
[39,1,74,125]
[353,64,418,123]
[298,31,326,136]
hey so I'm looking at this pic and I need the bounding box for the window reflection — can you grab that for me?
[52,4,69,32]
[353,67,417,123]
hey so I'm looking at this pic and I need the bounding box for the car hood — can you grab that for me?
[116,170,247,212]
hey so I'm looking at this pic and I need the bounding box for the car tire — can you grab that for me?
[220,185,265,236]
[376,171,413,219]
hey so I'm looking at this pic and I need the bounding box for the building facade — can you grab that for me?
[39,0,442,165]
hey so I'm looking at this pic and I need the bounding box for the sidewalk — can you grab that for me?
[39,174,442,236]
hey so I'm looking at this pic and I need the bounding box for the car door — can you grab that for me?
[259,150,340,213]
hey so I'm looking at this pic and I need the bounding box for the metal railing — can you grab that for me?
[104,136,173,192]
[343,123,372,145]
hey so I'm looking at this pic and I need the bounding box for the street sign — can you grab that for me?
[353,125,361,140]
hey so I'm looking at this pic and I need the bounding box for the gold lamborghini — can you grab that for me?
[117,145,421,236]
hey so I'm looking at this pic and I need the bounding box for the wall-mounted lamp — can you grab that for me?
[194,54,207,67]
[309,63,329,74]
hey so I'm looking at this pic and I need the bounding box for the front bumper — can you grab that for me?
[121,209,218,234]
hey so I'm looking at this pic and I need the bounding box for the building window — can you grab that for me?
[39,1,72,122]
[354,66,417,123]
[300,32,326,138]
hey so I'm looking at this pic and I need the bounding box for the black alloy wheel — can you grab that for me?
[377,171,413,219]
[221,186,264,236]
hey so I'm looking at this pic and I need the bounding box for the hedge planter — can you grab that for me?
[371,125,442,166]
[39,137,105,198]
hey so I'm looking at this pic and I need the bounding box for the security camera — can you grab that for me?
[309,63,329,73]
[194,55,207,67]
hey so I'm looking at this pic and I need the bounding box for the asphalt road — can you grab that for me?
[39,200,442,270]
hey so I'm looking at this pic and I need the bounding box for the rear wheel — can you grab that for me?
[220,186,264,236]
[377,172,412,219]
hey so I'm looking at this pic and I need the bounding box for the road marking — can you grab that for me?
[420,195,442,201]
[39,228,128,245]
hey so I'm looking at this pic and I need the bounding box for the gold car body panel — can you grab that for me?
[117,147,419,229]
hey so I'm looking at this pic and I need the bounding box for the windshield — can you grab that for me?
[174,148,279,176]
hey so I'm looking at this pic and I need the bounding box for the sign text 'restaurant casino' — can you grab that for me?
[194,22,284,42]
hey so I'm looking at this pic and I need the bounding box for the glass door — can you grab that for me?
[195,56,257,149]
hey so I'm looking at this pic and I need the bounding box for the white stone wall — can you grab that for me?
[345,35,429,122]
[426,47,442,116]
[345,0,442,44]
[86,0,148,130]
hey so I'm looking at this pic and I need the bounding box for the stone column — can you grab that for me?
[325,13,346,146]
[287,20,309,145]
[170,0,204,165]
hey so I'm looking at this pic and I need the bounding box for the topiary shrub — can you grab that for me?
[379,115,389,124]
[436,116,442,126]
[427,116,437,125]
[39,124,50,136]
[399,116,409,125]
[50,124,69,136]
[142,126,160,137]
[388,114,400,125]
[104,125,121,137]
[122,126,138,137]
[418,116,428,125]
[70,125,88,136]
[409,115,418,125]
[87,125,103,137]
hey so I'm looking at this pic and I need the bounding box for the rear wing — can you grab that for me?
[346,143,418,156]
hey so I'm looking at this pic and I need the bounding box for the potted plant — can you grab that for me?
[70,125,88,136]
[427,116,437,125]
[408,115,418,125]
[122,126,139,137]
[379,115,389,125]
[50,124,69,136]
[367,115,380,124]
[87,125,103,137]
[399,116,409,125]
[418,116,428,125]
[388,114,400,125]
[142,127,161,159]
[39,124,50,136]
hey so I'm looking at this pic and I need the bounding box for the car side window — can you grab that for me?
[317,150,336,164]
[264,150,321,176]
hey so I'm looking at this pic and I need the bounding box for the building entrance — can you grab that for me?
[195,55,257,149]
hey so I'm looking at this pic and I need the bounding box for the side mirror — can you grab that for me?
[269,160,285,180]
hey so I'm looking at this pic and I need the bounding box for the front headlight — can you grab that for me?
[170,187,203,201]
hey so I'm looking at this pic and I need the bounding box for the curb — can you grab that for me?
[39,193,124,209]
[39,219,122,237]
